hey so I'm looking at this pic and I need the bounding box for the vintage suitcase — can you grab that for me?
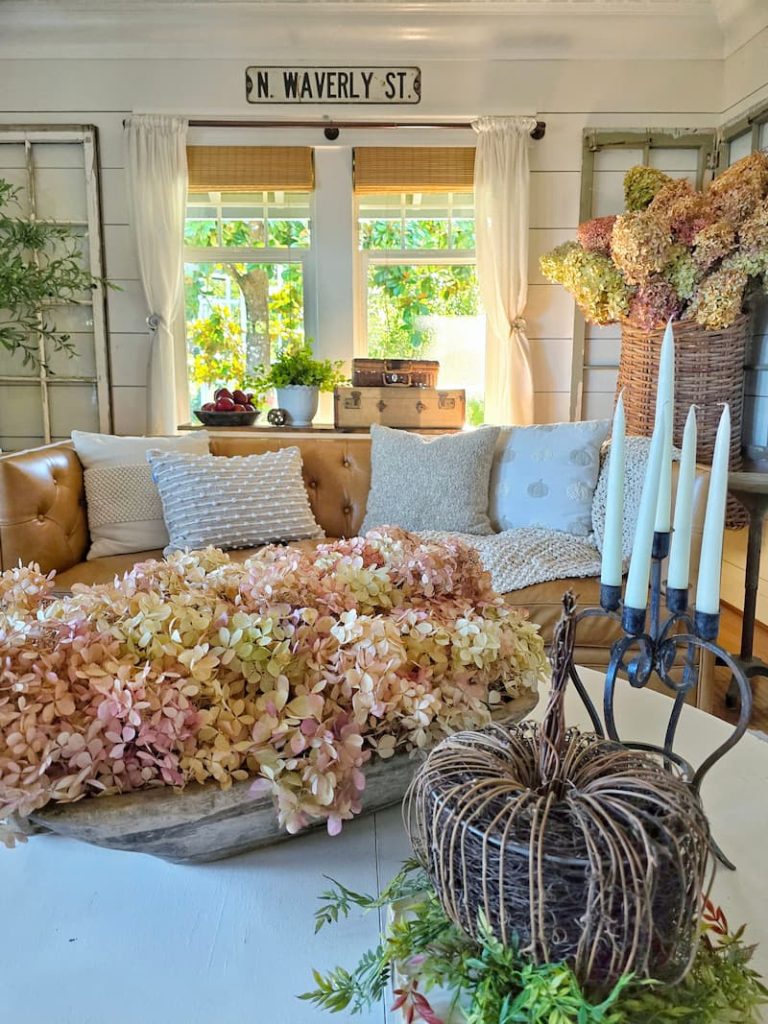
[351,358,439,389]
[334,386,465,431]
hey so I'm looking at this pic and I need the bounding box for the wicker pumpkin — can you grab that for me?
[405,595,712,988]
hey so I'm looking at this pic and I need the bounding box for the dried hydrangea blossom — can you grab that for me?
[662,191,714,245]
[577,215,617,255]
[687,265,748,329]
[623,166,674,212]
[627,278,683,331]
[647,177,695,217]
[692,220,737,271]
[540,154,768,330]
[611,211,673,285]
[0,533,547,840]
[664,246,700,301]
[539,241,631,325]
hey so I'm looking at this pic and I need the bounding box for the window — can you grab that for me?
[357,191,485,425]
[0,126,110,450]
[183,190,311,409]
[182,143,485,421]
[720,102,768,454]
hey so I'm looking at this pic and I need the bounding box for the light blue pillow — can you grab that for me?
[489,420,610,536]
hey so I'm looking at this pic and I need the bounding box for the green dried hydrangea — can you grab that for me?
[624,166,675,212]
[664,245,699,301]
[688,265,748,329]
[540,241,631,324]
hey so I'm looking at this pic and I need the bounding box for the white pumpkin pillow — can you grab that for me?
[489,420,610,536]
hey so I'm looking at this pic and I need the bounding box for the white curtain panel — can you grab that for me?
[124,114,189,435]
[472,115,537,426]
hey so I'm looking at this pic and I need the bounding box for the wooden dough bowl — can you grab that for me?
[25,691,539,864]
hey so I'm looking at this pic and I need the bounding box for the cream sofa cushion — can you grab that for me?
[72,430,210,559]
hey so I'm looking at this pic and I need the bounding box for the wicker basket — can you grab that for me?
[616,315,749,527]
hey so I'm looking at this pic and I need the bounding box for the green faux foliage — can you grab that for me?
[301,862,767,1024]
[0,178,109,366]
[252,338,346,392]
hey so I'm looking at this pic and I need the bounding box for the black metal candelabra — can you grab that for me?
[569,529,753,870]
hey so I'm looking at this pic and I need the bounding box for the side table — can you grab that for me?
[726,462,768,702]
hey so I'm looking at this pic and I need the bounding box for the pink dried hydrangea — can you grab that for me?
[0,533,547,841]
[577,216,617,255]
[611,211,673,285]
[627,278,683,331]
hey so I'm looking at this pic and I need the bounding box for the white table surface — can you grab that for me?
[2,669,766,1024]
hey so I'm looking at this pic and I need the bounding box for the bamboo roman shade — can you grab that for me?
[353,147,475,194]
[187,146,314,192]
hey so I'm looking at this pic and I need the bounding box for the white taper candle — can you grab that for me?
[695,404,731,616]
[624,403,668,610]
[654,320,675,533]
[600,392,626,589]
[667,405,697,592]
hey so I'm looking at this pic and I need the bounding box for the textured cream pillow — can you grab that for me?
[146,446,323,555]
[361,424,500,535]
[489,421,610,536]
[72,430,211,560]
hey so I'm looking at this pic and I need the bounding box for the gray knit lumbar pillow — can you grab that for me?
[147,447,322,555]
[361,424,500,536]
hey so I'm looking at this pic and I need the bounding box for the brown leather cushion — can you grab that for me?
[53,538,334,591]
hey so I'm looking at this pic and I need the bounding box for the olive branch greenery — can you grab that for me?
[0,177,113,368]
[301,861,768,1024]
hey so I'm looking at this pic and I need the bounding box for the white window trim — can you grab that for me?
[183,129,477,370]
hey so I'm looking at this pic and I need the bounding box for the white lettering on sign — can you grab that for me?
[245,67,421,105]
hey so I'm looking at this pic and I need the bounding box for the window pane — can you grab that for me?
[359,192,474,251]
[184,260,304,409]
[185,191,311,248]
[366,262,485,424]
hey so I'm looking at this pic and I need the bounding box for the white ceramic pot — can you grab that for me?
[275,385,320,427]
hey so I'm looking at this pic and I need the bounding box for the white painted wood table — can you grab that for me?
[2,669,766,1024]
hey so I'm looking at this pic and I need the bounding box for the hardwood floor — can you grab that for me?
[714,604,768,731]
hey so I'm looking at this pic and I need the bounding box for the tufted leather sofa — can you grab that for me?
[0,433,713,702]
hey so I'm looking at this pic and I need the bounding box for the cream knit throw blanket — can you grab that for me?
[422,437,671,594]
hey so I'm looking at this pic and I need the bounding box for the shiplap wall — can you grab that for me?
[0,47,724,435]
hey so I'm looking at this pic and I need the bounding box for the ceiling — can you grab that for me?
[0,0,765,60]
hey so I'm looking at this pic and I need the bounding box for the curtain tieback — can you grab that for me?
[510,316,527,334]
[147,314,161,331]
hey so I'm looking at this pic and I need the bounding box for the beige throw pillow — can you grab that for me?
[361,424,500,535]
[72,430,211,560]
[146,446,323,555]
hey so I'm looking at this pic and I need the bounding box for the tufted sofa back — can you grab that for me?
[0,436,374,573]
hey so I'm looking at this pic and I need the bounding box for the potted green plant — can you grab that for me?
[256,339,346,427]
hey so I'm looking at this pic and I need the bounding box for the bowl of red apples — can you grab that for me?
[194,387,261,427]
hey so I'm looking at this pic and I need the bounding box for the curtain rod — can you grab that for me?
[187,118,547,140]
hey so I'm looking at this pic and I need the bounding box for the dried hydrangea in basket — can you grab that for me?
[405,592,712,988]
[0,529,546,850]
